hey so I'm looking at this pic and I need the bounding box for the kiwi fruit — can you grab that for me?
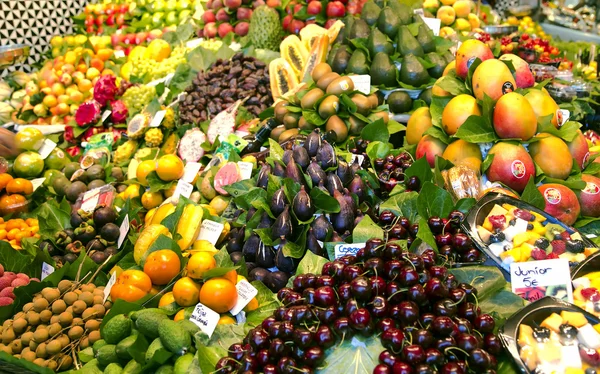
[326,115,349,143]
[298,116,316,131]
[318,96,340,118]
[51,300,67,314]
[274,101,289,123]
[370,111,389,124]
[46,340,62,355]
[58,280,72,293]
[33,298,49,313]
[270,125,286,141]
[72,300,87,314]
[68,326,84,340]
[63,292,78,306]
[13,318,27,334]
[39,310,52,323]
[368,93,380,108]
[58,312,73,327]
[351,93,372,116]
[283,112,300,130]
[300,88,325,110]
[33,329,49,343]
[311,63,332,82]
[317,72,340,91]
[349,115,368,136]
[326,76,355,95]
[279,129,300,143]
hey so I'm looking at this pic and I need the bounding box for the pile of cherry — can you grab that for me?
[214,238,502,374]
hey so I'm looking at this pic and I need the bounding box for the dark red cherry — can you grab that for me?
[351,276,372,301]
[468,348,492,370]
[414,364,435,374]
[216,357,238,372]
[433,316,456,336]
[449,288,466,303]
[373,364,391,374]
[392,361,413,374]
[452,233,472,252]
[454,317,473,334]
[474,314,495,334]
[304,346,325,366]
[293,329,313,348]
[262,316,277,331]
[428,217,445,234]
[277,288,293,302]
[256,349,271,366]
[398,217,411,231]
[338,283,352,301]
[379,350,399,367]
[370,276,387,296]
[349,308,371,331]
[457,333,480,352]
[436,336,456,351]
[436,233,453,247]
[264,364,278,374]
[399,266,419,287]
[384,260,403,280]
[384,243,404,260]
[269,338,288,358]
[458,302,481,322]
[394,301,419,326]
[379,210,396,225]
[420,313,436,328]
[369,295,389,318]
[364,257,384,276]
[407,284,427,305]
[441,362,465,374]
[293,274,306,291]
[381,327,405,354]
[315,305,338,324]
[409,223,419,237]
[314,286,337,307]
[434,299,458,317]
[377,318,397,333]
[429,266,447,279]
[315,325,336,349]
[389,224,408,239]
[333,317,353,338]
[248,329,269,350]
[425,348,444,366]
[412,329,434,348]
[484,334,502,355]
[425,278,449,299]
[402,344,425,364]
[277,357,297,374]
[238,355,258,372]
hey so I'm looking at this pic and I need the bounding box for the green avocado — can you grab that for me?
[371,52,397,87]
[331,45,353,74]
[417,22,436,54]
[103,315,133,345]
[104,363,124,374]
[360,1,381,26]
[116,335,137,360]
[390,2,413,25]
[341,15,355,44]
[377,7,400,39]
[399,54,431,87]
[426,52,447,78]
[346,49,370,75]
[158,319,192,356]
[349,19,371,40]
[155,365,175,374]
[146,337,170,364]
[442,50,455,64]
[419,88,433,106]
[368,27,394,56]
[397,25,424,57]
[387,91,413,114]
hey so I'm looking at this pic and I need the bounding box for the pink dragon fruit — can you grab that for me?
[82,127,103,142]
[109,127,126,143]
[66,146,82,158]
[75,100,102,127]
[93,75,118,106]
[111,100,128,124]
[64,126,76,143]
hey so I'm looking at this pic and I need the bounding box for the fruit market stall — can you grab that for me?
[0,0,599,373]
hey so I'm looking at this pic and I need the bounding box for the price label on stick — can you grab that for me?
[81,188,101,213]
[118,214,130,248]
[102,110,111,123]
[230,280,259,315]
[103,272,117,303]
[334,243,366,259]
[150,110,166,127]
[41,262,54,280]
[38,139,57,159]
[349,75,371,95]
[422,17,441,36]
[31,178,46,192]
[172,180,193,200]
[197,220,225,245]
[182,162,202,183]
[114,50,125,59]
[510,259,573,303]
[237,161,253,180]
[350,154,365,165]
[189,302,220,337]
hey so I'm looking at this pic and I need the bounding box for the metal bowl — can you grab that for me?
[482,25,518,36]
[0,44,30,69]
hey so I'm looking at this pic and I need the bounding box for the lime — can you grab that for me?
[15,128,44,151]
[13,152,44,178]
[44,148,69,170]
[43,169,63,187]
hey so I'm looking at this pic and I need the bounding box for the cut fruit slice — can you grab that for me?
[280,35,308,80]
[300,34,329,83]
[269,58,299,100]
[213,162,242,196]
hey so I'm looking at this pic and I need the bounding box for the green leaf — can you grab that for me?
[245,280,280,327]
[379,191,420,222]
[436,74,470,95]
[294,250,329,275]
[405,156,434,185]
[520,177,545,209]
[161,197,188,232]
[0,241,40,276]
[366,141,392,167]
[129,333,150,364]
[310,188,341,213]
[433,155,454,187]
[146,171,177,193]
[417,182,454,219]
[542,175,587,190]
[268,139,285,161]
[450,265,508,301]
[202,266,239,281]
[583,161,600,175]
[480,285,527,328]
[37,200,70,239]
[316,333,385,373]
[481,152,495,174]
[424,125,451,144]
[455,198,476,213]
[214,246,235,268]
[302,110,327,126]
[387,119,406,134]
[361,118,389,142]
[416,217,438,251]
[352,215,385,243]
[455,115,499,143]
[223,179,256,198]
[536,119,581,142]
[282,225,309,258]
[78,347,95,363]
[282,178,301,207]
[429,95,453,128]
[234,188,268,211]
[0,352,54,374]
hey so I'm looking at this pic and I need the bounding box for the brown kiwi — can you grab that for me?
[300,88,325,110]
[367,93,380,108]
[311,63,333,82]
[39,310,52,324]
[41,288,60,303]
[58,312,73,327]
[51,300,67,315]
[370,111,389,124]
[283,112,300,130]
[72,300,87,315]
[270,125,286,141]
[84,320,100,331]
[13,318,27,334]
[325,116,349,143]
[351,94,372,116]
[316,72,340,91]
[274,101,289,124]
[326,77,355,95]
[57,280,72,293]
[348,115,368,135]
[318,96,340,118]
[33,329,49,343]
[278,129,299,143]
[298,116,316,131]
[63,292,78,306]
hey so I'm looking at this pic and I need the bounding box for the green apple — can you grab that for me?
[177,0,191,10]
[152,12,165,27]
[165,0,178,11]
[178,9,192,22]
[154,0,166,12]
[165,11,179,25]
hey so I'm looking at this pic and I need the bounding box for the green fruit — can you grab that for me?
[370,52,397,88]
[116,335,137,360]
[92,339,107,355]
[52,176,71,197]
[158,319,192,356]
[417,23,436,54]
[103,315,133,344]
[104,363,124,374]
[166,11,178,25]
[156,364,174,374]
[397,25,424,57]
[176,319,200,339]
[399,54,431,87]
[360,1,381,26]
[80,358,103,374]
[146,337,169,364]
[13,152,44,178]
[44,148,69,170]
[123,359,143,374]
[43,169,62,187]
[63,162,80,179]
[96,344,119,367]
[248,6,285,51]
[387,91,413,114]
[426,52,447,79]
[174,353,194,374]
[135,312,169,339]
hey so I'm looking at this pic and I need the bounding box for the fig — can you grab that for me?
[307,228,324,256]
[337,159,353,186]
[93,206,117,227]
[257,212,273,229]
[349,174,366,203]
[292,186,314,221]
[264,271,290,293]
[275,242,300,273]
[242,234,260,262]
[283,149,293,165]
[270,188,288,217]
[343,188,357,213]
[285,157,304,187]
[249,267,269,282]
[271,205,293,240]
[331,190,354,233]
[326,173,344,195]
[100,223,120,242]
[311,215,333,241]
[307,161,327,186]
[304,130,322,158]
[256,242,275,268]
[257,163,271,188]
[292,146,310,170]
[230,252,244,265]
[317,141,337,169]
[273,161,286,177]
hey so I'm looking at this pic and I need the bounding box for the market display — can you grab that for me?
[0,0,599,373]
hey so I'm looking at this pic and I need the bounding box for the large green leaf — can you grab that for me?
[378,191,420,222]
[352,215,384,243]
[317,335,385,374]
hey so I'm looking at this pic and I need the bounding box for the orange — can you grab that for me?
[0,174,13,191]
[136,160,156,187]
[141,191,164,210]
[173,277,202,307]
[90,58,104,72]
[223,269,238,285]
[143,249,181,285]
[218,315,236,325]
[156,155,184,182]
[199,278,238,313]
[186,252,217,279]
[244,297,259,312]
[110,269,152,302]
[6,178,34,195]
[96,49,113,61]
[0,195,28,215]
[159,291,176,307]
[174,309,185,321]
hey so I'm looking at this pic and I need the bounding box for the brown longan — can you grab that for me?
[63,292,78,306]
[93,295,104,305]
[72,317,84,327]
[57,334,70,347]
[33,298,49,313]
[2,320,10,329]
[20,331,33,345]
[81,308,97,320]
[84,319,100,331]
[57,355,73,370]
[48,323,61,336]
[35,342,47,358]
[93,288,104,297]
[28,340,38,351]
[80,336,90,349]
[67,326,83,340]
[72,300,86,315]
[2,327,15,344]
[58,312,73,327]
[12,318,27,334]
[57,280,72,293]
[50,315,59,324]
[80,284,96,293]
[26,311,40,326]
[65,306,73,315]
[21,350,36,362]
[14,312,25,320]
[46,359,58,370]
[33,329,49,343]
[39,310,53,324]
[46,339,62,355]
[51,299,67,315]
[87,330,101,344]
[33,358,47,367]
[0,344,11,355]
[41,288,60,303]
[22,302,34,313]
[9,339,22,354]
[79,291,94,306]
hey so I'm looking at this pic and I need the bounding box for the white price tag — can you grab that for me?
[81,188,101,213]
[172,180,194,200]
[102,110,111,123]
[164,73,175,85]
[41,262,54,280]
[118,214,130,248]
[150,110,166,127]
[230,280,259,315]
[197,220,225,245]
[104,272,117,303]
[38,139,57,159]
[350,154,365,165]
[189,302,220,337]
[557,109,570,127]
[422,17,441,36]
[510,259,573,303]
[183,162,202,183]
[186,38,203,49]
[114,50,126,59]
[31,178,46,192]
[317,240,324,247]
[349,75,371,95]
[169,92,187,108]
[334,243,366,259]
[237,161,253,180]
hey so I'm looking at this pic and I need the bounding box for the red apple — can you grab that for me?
[235,21,249,36]
[224,0,242,9]
[125,34,136,45]
[86,25,96,34]
[204,22,218,38]
[95,15,105,27]
[106,14,115,26]
[288,19,304,34]
[116,13,125,26]
[324,18,338,28]
[135,32,149,44]
[218,22,234,38]
[326,1,346,17]
[212,0,223,9]
[282,14,293,30]
[203,9,216,23]
[307,1,322,15]
[216,8,230,21]
[236,7,252,19]
[124,46,132,56]
[85,15,95,27]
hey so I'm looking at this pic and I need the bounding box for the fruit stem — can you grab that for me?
[387,288,409,301]
[444,346,470,358]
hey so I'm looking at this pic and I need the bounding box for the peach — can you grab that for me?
[493,92,537,140]
[567,130,590,169]
[499,54,535,88]
[529,133,573,180]
[437,6,456,26]
[537,184,580,225]
[416,135,448,168]
[577,174,600,217]
[442,139,482,171]
[406,107,433,145]
[472,59,516,101]
[486,142,535,192]
[468,13,480,29]
[442,94,481,135]
[455,39,494,79]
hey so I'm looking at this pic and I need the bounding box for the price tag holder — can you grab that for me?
[557,109,570,127]
[114,50,126,59]
[422,17,441,36]
[150,110,166,127]
[38,139,57,159]
[236,311,247,324]
[189,302,220,337]
[349,75,371,95]
[230,280,259,315]
[102,110,111,123]
[510,258,573,303]
[237,161,253,180]
[118,214,130,248]
[172,180,193,200]
[104,272,117,303]
[158,87,171,104]
[81,188,101,213]
[183,162,202,183]
[197,220,225,245]
[31,178,46,192]
[334,243,366,259]
[41,262,54,280]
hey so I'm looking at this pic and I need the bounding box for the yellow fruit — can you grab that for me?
[218,315,236,325]
[173,277,202,307]
[156,155,184,182]
[186,252,217,279]
[141,191,164,210]
[136,160,156,187]
[133,224,171,265]
[145,39,172,62]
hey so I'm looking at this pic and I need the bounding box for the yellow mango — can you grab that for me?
[532,211,547,222]
[513,232,531,248]
[518,324,535,347]
[561,310,588,328]
[541,313,563,332]
[520,244,533,262]
[531,221,546,235]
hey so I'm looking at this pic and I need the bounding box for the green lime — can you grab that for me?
[13,152,44,178]
[15,128,44,151]
[43,169,63,186]
[44,148,69,170]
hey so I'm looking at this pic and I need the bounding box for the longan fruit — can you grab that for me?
[81,308,96,320]
[104,301,112,309]
[33,329,49,343]
[65,306,73,315]
[28,340,38,351]
[46,359,58,370]
[51,299,67,315]
[33,298,49,313]
[21,350,36,362]
[35,342,47,358]
[58,312,73,327]
[14,312,25,320]
[57,355,73,370]
[72,317,84,327]
[33,358,47,367]
[84,319,100,331]
[35,324,48,331]
[80,336,90,349]
[80,284,96,293]
[67,326,83,340]
[12,318,28,334]
[57,334,70,347]
[50,315,59,324]
[2,320,10,329]
[41,288,60,303]
[9,339,22,354]
[22,302,34,313]
[21,331,33,345]
[93,288,104,297]
[93,295,104,305]
[46,339,62,355]
[72,300,87,315]
[79,291,94,306]
[88,330,101,344]
[74,289,82,295]
[0,343,11,355]
[91,304,105,318]
[26,311,40,326]
[2,327,15,344]
[63,292,78,306]
[48,323,61,336]
[58,280,72,293]
[39,310,53,324]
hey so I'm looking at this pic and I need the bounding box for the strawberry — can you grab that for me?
[560,231,571,241]
[546,252,559,259]
[582,288,600,302]
[551,240,566,255]
[530,248,547,261]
